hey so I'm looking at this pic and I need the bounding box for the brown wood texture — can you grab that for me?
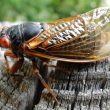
[0,51,37,110]
[35,60,110,110]
[0,50,110,110]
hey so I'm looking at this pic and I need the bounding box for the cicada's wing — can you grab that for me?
[26,16,84,49]
[43,8,110,60]
[25,7,110,62]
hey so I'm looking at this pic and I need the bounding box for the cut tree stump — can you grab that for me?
[1,47,110,110]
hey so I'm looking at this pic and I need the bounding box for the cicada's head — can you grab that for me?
[0,28,10,48]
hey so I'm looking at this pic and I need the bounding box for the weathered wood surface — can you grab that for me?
[1,51,110,110]
[0,47,50,110]
[0,49,37,110]
[1,47,110,110]
[34,60,110,110]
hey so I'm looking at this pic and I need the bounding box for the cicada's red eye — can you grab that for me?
[0,36,10,48]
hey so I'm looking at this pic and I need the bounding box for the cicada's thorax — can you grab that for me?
[6,22,44,57]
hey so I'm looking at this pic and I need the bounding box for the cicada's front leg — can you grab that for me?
[32,59,59,104]
[4,50,24,75]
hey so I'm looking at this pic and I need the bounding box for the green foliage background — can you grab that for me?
[0,0,102,22]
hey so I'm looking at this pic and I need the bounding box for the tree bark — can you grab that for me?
[34,60,110,110]
[0,48,45,110]
[0,49,36,110]
[1,51,110,110]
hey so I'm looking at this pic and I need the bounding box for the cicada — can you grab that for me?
[0,7,110,104]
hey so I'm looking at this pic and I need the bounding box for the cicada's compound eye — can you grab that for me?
[0,36,10,48]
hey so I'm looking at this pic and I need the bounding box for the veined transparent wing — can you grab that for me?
[25,7,110,62]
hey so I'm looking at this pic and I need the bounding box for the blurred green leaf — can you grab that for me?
[0,0,102,22]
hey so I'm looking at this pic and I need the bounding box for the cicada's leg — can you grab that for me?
[4,50,24,75]
[32,60,59,104]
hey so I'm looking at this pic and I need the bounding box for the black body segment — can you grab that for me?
[6,22,44,57]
